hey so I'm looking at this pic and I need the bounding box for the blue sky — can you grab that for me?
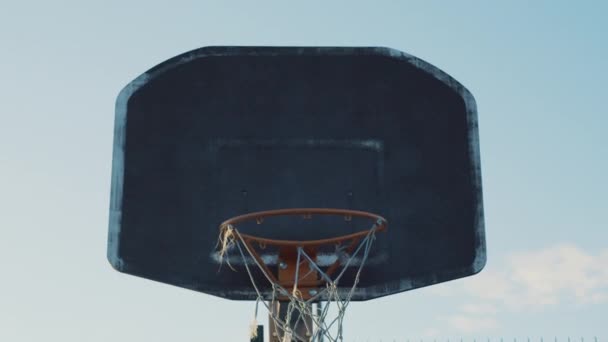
[1,1,606,341]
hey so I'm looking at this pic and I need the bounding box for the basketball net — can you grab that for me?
[218,219,382,342]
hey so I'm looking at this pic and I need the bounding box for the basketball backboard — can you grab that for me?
[107,46,486,301]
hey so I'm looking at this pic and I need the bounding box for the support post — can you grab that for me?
[315,302,324,342]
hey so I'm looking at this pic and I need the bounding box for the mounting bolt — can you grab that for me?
[279,261,288,269]
[309,289,318,296]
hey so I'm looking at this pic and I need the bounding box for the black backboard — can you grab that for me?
[107,46,486,301]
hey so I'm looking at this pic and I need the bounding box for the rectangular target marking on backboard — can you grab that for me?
[210,138,385,219]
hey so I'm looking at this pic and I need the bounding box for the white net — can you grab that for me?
[218,219,383,342]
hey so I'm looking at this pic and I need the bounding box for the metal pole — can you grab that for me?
[316,302,324,342]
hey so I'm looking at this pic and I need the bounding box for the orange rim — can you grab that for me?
[220,208,388,297]
[220,208,388,247]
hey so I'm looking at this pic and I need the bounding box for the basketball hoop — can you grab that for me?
[109,46,487,342]
[217,208,387,342]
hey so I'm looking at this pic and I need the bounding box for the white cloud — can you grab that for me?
[461,244,608,310]
[421,327,441,338]
[433,244,608,334]
[464,270,514,302]
[447,315,499,333]
[460,303,499,315]
[508,244,608,305]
